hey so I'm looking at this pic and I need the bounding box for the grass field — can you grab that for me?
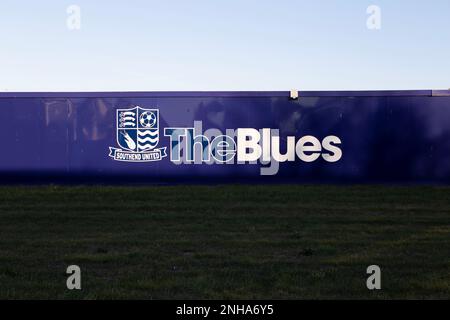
[0,185,449,299]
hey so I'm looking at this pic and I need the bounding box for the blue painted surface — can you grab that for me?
[0,91,449,184]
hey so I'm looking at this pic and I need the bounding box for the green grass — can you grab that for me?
[0,185,449,299]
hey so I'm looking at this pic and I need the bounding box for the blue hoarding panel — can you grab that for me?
[0,91,449,183]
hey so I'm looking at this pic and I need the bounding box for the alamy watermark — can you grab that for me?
[366,265,381,290]
[66,5,81,30]
[366,5,381,30]
[66,265,81,290]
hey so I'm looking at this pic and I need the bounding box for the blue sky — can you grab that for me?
[0,0,449,91]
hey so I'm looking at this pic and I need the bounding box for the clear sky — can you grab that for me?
[0,0,449,91]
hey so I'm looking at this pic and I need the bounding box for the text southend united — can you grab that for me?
[176,304,274,317]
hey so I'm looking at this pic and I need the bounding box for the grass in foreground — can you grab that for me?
[0,185,449,299]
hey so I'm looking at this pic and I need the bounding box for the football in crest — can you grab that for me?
[139,111,157,128]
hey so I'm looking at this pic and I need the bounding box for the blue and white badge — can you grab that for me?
[109,106,167,162]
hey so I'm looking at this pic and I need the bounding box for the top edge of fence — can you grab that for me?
[0,90,441,99]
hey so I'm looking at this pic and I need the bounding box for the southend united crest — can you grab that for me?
[109,106,167,162]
